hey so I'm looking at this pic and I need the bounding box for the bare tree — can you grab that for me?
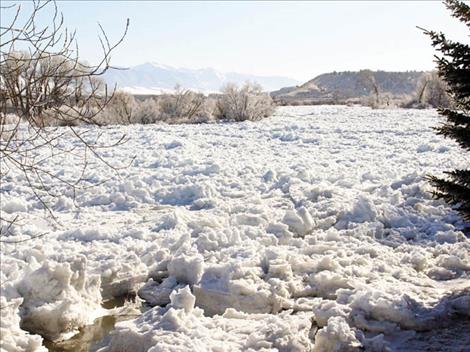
[420,72,452,108]
[359,70,380,108]
[0,0,129,239]
[416,75,431,105]
[404,71,453,109]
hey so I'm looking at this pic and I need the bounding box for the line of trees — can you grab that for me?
[76,82,275,126]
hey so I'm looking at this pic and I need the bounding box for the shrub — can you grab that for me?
[134,98,161,124]
[158,86,212,123]
[97,92,137,125]
[215,82,275,121]
[97,93,161,125]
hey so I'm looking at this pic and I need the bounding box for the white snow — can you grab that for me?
[1,106,469,351]
[0,296,47,352]
[105,286,313,352]
[167,252,205,285]
[313,316,361,352]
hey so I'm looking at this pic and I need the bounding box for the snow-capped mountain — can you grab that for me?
[103,62,300,94]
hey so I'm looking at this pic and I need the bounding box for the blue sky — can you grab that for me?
[2,1,469,81]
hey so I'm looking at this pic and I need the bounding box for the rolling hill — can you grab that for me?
[271,70,426,105]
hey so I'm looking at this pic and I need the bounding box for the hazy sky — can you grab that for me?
[3,1,469,81]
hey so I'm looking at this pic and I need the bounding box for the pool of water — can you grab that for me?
[43,296,141,352]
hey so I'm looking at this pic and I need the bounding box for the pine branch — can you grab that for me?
[439,109,470,126]
[445,0,470,29]
[444,169,470,187]
[435,123,470,150]
[428,175,470,220]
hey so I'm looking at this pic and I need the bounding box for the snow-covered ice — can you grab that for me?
[106,286,314,352]
[1,106,469,351]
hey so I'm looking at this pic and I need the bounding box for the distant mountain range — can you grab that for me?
[271,70,426,105]
[103,62,300,94]
[104,65,429,105]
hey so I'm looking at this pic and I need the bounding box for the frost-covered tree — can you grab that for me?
[216,82,274,121]
[416,71,452,108]
[422,0,470,220]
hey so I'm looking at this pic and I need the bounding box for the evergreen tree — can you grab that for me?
[423,0,470,221]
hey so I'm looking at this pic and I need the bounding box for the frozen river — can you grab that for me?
[1,106,469,351]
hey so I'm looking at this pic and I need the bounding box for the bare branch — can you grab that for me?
[0,0,129,240]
